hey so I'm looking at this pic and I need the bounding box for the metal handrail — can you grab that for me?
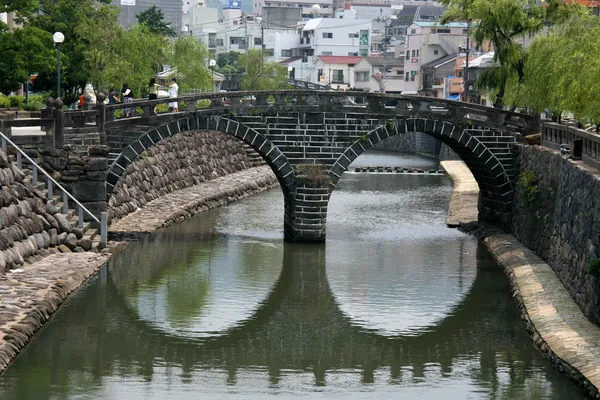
[0,130,107,248]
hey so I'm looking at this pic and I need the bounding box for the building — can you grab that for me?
[420,53,458,97]
[253,0,334,19]
[111,0,183,33]
[402,21,467,94]
[0,11,18,31]
[262,6,303,29]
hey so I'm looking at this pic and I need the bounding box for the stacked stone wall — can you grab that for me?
[512,145,600,325]
[0,150,91,274]
[108,130,255,221]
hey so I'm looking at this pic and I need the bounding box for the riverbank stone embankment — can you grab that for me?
[461,222,600,399]
[110,166,278,238]
[443,158,600,398]
[109,130,259,222]
[0,252,110,372]
[440,160,479,226]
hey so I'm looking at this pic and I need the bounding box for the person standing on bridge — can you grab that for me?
[121,83,133,118]
[168,78,179,113]
[147,78,160,115]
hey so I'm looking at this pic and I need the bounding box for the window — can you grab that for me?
[410,75,415,81]
[463,29,469,34]
[323,32,333,38]
[405,72,409,81]
[230,37,244,45]
[433,49,438,55]
[348,52,358,56]
[411,50,415,57]
[332,70,344,83]
[416,49,419,57]
[281,49,292,57]
[359,48,368,57]
[410,29,416,34]
[348,32,359,38]
[432,28,450,34]
[396,70,402,75]
[216,38,224,46]
[406,52,410,59]
[354,71,369,82]
[321,51,332,56]
[254,38,262,46]
[233,20,238,25]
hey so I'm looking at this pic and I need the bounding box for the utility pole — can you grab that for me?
[377,17,392,93]
[463,21,470,102]
[261,25,265,52]
[243,13,248,50]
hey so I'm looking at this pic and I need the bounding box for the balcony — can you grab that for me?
[432,78,444,89]
[300,37,311,46]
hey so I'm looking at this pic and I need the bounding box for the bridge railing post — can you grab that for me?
[96,102,107,145]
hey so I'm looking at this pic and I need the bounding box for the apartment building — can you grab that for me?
[253,0,334,19]
[111,0,183,33]
[402,21,467,94]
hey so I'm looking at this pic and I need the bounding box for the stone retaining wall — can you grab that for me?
[512,145,600,326]
[0,150,91,274]
[108,130,255,221]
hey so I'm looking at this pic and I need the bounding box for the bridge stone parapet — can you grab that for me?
[69,90,539,241]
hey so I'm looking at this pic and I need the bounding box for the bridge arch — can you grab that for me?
[105,114,296,203]
[329,117,514,226]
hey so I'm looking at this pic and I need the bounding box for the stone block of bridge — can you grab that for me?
[284,166,330,242]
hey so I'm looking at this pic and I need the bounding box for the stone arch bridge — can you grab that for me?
[86,90,537,241]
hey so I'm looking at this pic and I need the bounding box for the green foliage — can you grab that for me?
[519,14,600,122]
[518,169,539,203]
[439,0,580,108]
[0,26,55,94]
[171,36,212,92]
[136,5,176,37]
[8,96,23,108]
[217,51,243,73]
[589,258,600,277]
[0,95,10,108]
[100,25,170,98]
[239,49,288,90]
[22,101,44,111]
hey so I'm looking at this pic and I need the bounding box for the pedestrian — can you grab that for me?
[121,83,133,117]
[147,78,160,115]
[168,78,179,112]
[108,88,119,104]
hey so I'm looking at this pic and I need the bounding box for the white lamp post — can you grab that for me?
[52,32,65,99]
[209,59,217,92]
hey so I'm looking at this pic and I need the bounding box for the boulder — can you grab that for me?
[64,233,77,250]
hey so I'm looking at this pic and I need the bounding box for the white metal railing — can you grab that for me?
[0,130,107,248]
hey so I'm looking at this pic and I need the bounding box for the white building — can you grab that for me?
[403,21,467,94]
[253,0,334,19]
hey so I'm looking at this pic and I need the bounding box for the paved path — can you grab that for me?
[110,166,277,235]
[0,252,110,372]
[440,160,479,226]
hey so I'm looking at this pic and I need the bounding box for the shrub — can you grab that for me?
[519,169,539,204]
[28,93,50,104]
[8,96,24,109]
[589,258,600,277]
[22,101,44,111]
[0,95,9,109]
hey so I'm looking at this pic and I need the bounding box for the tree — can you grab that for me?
[100,25,171,98]
[520,13,600,123]
[171,36,212,92]
[21,0,112,101]
[239,49,287,90]
[0,26,55,94]
[78,5,123,91]
[136,5,176,37]
[440,0,579,108]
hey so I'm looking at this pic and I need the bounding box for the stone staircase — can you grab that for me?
[242,144,266,168]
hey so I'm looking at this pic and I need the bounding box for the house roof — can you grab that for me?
[392,5,447,26]
[279,56,302,64]
[414,21,468,28]
[367,56,404,68]
[462,51,496,68]
[564,0,600,6]
[422,53,458,69]
[303,17,370,31]
[315,55,363,65]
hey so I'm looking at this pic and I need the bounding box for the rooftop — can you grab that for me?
[315,55,364,65]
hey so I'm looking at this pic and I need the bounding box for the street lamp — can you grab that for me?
[209,59,216,92]
[53,32,64,100]
[288,66,293,79]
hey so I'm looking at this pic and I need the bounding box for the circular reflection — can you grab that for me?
[112,231,283,339]
[327,171,477,336]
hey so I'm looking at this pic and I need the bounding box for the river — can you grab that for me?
[0,151,586,399]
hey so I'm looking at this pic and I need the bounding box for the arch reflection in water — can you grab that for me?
[0,162,586,399]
